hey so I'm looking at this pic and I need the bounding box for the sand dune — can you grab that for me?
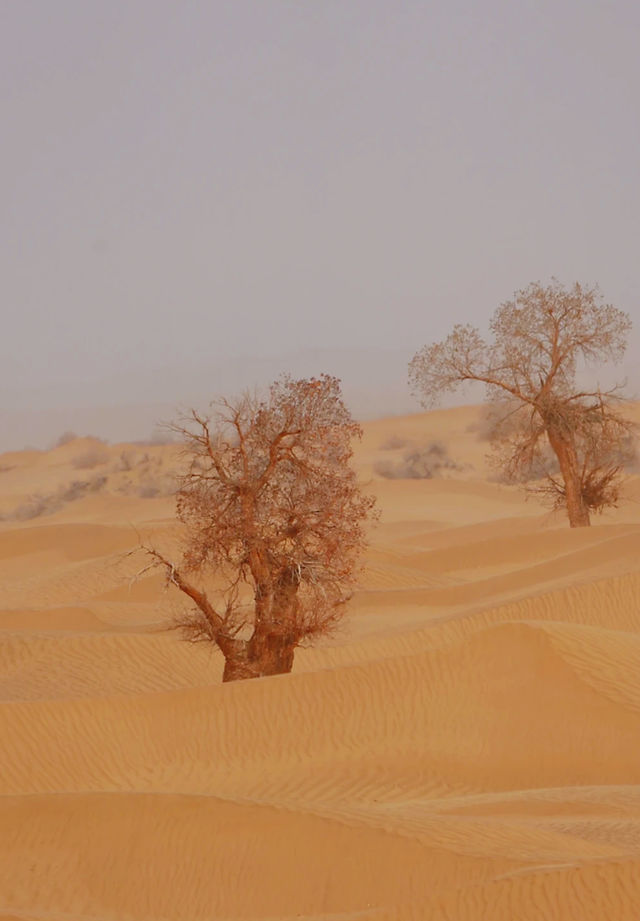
[1,405,639,919]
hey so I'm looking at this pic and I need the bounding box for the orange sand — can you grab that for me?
[1,405,639,919]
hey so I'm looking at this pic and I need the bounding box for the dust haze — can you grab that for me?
[2,1,639,449]
[2,3,640,920]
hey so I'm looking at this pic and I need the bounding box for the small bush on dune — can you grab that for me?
[115,450,134,472]
[374,441,461,479]
[54,430,78,448]
[8,475,108,520]
[12,494,53,521]
[63,476,107,500]
[467,402,523,442]
[72,444,110,470]
[135,470,177,498]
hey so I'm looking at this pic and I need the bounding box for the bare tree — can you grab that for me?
[142,375,376,681]
[409,280,634,527]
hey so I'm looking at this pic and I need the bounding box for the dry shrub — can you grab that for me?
[466,407,496,442]
[141,471,177,498]
[10,476,108,520]
[54,430,78,447]
[72,443,109,470]
[11,495,53,521]
[110,450,177,499]
[115,450,134,472]
[374,441,461,479]
[115,473,176,500]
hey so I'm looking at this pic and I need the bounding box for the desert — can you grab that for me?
[1,401,640,920]
[4,5,640,915]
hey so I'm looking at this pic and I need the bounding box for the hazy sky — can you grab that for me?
[2,1,639,448]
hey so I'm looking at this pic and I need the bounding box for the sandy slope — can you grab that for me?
[1,407,639,920]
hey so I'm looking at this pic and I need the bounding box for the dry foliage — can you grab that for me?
[53,430,78,447]
[72,443,109,470]
[4,476,108,521]
[140,375,377,682]
[374,441,461,479]
[409,280,634,527]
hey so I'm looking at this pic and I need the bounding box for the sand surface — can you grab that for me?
[1,405,640,920]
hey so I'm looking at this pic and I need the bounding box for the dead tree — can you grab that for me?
[409,280,634,527]
[144,375,376,681]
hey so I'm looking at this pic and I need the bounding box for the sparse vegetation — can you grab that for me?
[111,452,177,499]
[374,441,462,479]
[72,443,110,470]
[116,450,135,472]
[410,280,635,527]
[0,444,178,521]
[53,430,78,447]
[7,476,108,521]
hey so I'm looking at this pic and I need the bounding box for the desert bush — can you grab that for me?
[54,430,78,447]
[114,471,176,499]
[72,443,109,470]
[467,401,525,443]
[374,441,461,479]
[115,450,134,472]
[64,476,107,500]
[9,475,108,520]
[139,470,177,498]
[12,494,53,521]
[466,408,493,441]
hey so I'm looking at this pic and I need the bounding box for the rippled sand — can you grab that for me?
[2,405,640,920]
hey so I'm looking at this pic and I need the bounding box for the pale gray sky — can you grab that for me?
[2,1,639,449]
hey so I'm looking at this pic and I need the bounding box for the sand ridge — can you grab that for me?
[1,406,639,919]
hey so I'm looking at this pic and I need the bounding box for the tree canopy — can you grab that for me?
[409,280,634,527]
[143,375,376,680]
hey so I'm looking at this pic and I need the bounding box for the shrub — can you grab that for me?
[374,441,461,479]
[8,476,108,520]
[54,430,78,447]
[72,444,109,469]
[116,450,134,472]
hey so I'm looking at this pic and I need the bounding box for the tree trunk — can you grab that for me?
[220,567,300,682]
[547,430,591,528]
[221,631,296,682]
